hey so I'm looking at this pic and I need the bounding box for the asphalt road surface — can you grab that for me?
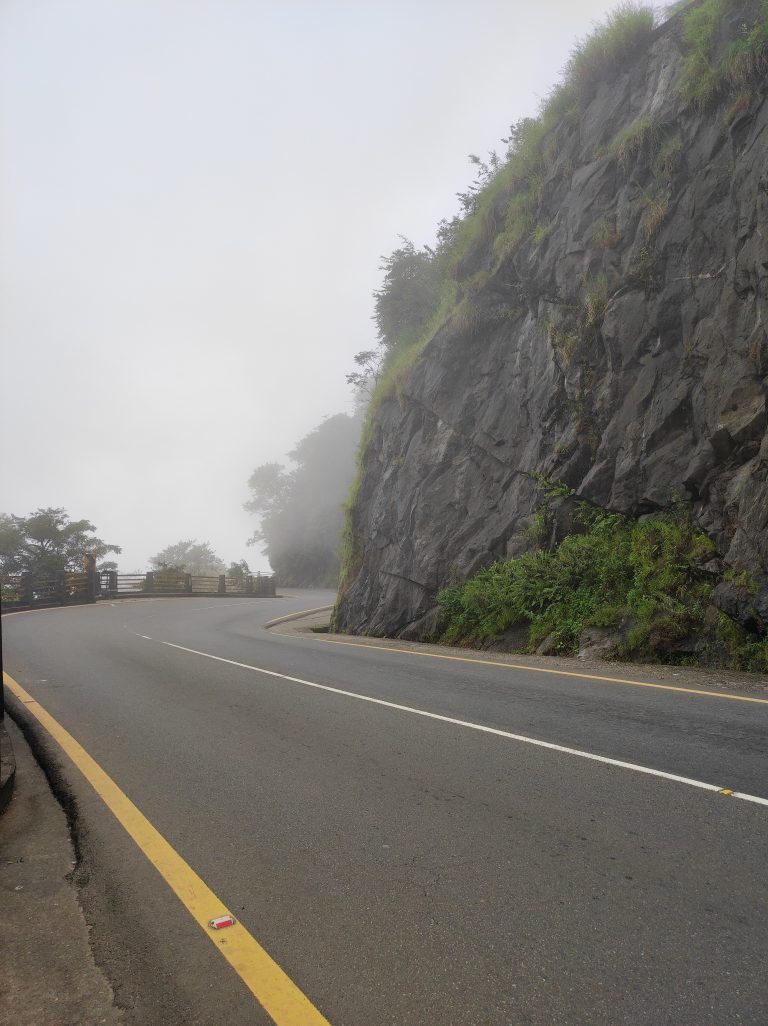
[3,592,767,1025]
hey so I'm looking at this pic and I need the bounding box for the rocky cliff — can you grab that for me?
[336,2,768,644]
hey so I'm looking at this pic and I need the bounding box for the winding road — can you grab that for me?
[3,591,767,1025]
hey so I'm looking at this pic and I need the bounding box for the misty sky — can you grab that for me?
[1,0,634,572]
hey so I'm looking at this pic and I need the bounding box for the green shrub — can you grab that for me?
[680,0,768,110]
[724,2,768,85]
[610,115,660,172]
[642,188,670,242]
[564,4,657,102]
[437,503,729,664]
[715,612,768,672]
[591,215,620,249]
[583,276,611,332]
[653,135,684,179]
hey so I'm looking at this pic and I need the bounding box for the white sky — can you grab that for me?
[0,0,646,572]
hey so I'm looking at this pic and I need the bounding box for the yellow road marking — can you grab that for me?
[3,671,332,1026]
[314,637,768,706]
[720,788,735,795]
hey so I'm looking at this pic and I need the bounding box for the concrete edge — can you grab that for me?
[264,604,334,630]
[0,720,17,814]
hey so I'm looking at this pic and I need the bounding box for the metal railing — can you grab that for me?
[99,571,277,599]
[0,570,94,609]
[0,568,276,610]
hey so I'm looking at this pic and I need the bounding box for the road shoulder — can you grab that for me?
[0,716,123,1026]
[269,610,768,697]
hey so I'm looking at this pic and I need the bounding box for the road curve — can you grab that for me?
[3,592,767,1026]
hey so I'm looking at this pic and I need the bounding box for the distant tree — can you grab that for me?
[0,508,121,577]
[245,412,362,587]
[149,540,225,576]
[227,559,250,584]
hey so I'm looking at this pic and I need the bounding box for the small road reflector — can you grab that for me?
[209,914,236,929]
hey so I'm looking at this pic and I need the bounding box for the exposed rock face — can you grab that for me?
[336,13,768,639]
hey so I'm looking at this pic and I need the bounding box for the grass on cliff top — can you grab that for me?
[680,0,768,109]
[437,503,768,671]
[352,1,659,423]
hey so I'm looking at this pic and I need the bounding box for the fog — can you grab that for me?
[1,0,627,573]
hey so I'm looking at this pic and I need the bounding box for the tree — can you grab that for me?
[245,412,362,587]
[227,559,250,584]
[0,508,121,576]
[373,237,442,353]
[149,540,225,576]
[345,349,385,402]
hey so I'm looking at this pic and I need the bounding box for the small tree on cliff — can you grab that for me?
[373,237,442,352]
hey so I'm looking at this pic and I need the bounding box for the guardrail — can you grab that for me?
[99,571,276,599]
[0,568,276,611]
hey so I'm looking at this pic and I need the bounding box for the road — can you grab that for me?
[3,592,767,1025]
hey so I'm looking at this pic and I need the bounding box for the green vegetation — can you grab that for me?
[642,188,670,242]
[531,221,554,246]
[610,115,660,172]
[0,508,121,576]
[715,613,768,672]
[437,499,767,669]
[563,2,657,101]
[591,215,620,249]
[680,0,768,111]
[653,134,684,180]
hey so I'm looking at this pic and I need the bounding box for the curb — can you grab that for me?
[263,604,334,630]
[0,720,16,814]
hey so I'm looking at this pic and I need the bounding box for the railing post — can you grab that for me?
[21,572,33,607]
[55,572,67,605]
[145,572,155,593]
[84,554,97,603]
[218,575,226,595]
[108,571,118,594]
[185,573,192,594]
[245,575,253,595]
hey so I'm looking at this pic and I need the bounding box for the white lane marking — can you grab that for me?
[150,639,766,807]
[136,634,152,640]
[732,791,768,806]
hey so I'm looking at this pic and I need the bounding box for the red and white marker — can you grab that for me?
[209,914,236,930]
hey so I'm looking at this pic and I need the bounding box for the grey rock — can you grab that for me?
[535,634,560,657]
[712,580,768,635]
[577,627,623,660]
[337,14,768,641]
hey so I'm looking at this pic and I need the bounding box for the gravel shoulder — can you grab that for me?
[270,612,768,697]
